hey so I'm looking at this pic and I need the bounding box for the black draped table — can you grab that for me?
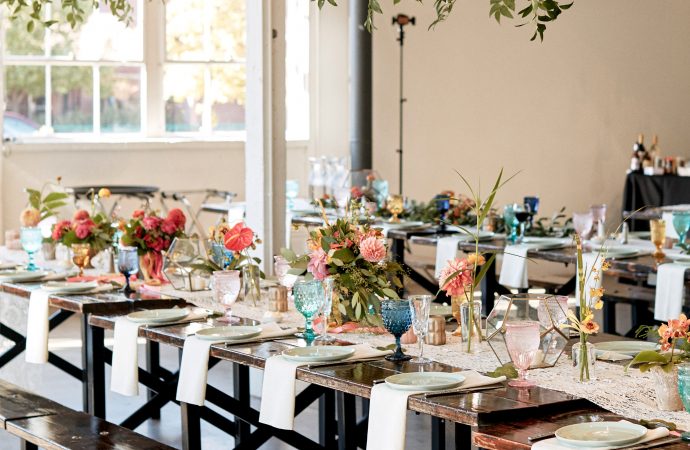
[622,173,690,230]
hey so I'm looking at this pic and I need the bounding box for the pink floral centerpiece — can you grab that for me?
[51,209,115,253]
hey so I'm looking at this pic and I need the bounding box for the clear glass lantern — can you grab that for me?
[486,293,570,368]
[162,237,212,291]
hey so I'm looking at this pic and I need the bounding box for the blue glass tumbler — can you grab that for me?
[293,279,324,342]
[20,227,43,271]
[677,363,690,441]
[672,212,690,246]
[117,246,139,295]
[381,299,412,361]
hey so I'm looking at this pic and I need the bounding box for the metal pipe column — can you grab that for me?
[349,0,373,172]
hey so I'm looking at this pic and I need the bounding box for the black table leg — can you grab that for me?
[455,423,471,449]
[319,390,337,449]
[391,236,448,301]
[146,341,161,420]
[480,256,505,313]
[180,402,202,450]
[336,392,358,450]
[233,363,251,444]
[81,314,105,418]
[20,440,38,450]
[432,417,445,450]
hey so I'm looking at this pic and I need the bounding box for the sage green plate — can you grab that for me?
[0,270,49,282]
[385,372,466,391]
[196,326,262,341]
[41,281,99,294]
[555,422,646,447]
[127,308,189,324]
[603,247,641,259]
[282,346,355,363]
[594,341,658,356]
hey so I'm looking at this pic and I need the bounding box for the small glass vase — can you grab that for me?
[242,265,261,306]
[572,341,596,383]
[651,365,683,411]
[459,300,482,354]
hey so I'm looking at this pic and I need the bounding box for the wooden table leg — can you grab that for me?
[81,315,105,418]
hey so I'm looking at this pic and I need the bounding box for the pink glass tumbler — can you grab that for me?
[505,321,540,388]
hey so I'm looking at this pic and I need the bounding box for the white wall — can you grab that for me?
[370,0,690,221]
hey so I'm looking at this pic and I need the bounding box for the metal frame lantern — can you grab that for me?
[162,237,213,291]
[486,293,570,368]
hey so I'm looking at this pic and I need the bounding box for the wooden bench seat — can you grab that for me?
[601,284,656,337]
[0,380,175,450]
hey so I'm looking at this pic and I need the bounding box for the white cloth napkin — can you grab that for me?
[531,422,669,450]
[575,252,604,307]
[111,317,143,396]
[654,263,689,321]
[499,245,530,289]
[176,322,297,406]
[259,344,391,430]
[435,235,462,278]
[25,290,50,364]
[366,370,505,450]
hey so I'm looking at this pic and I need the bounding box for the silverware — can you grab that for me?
[527,432,555,442]
[423,385,502,399]
[372,378,386,385]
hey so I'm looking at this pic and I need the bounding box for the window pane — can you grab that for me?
[166,0,245,61]
[210,65,245,131]
[51,66,93,133]
[100,66,142,133]
[164,65,203,132]
[4,66,45,138]
[285,0,309,140]
[49,0,142,60]
[2,16,44,56]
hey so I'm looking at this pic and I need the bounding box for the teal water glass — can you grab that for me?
[381,299,412,361]
[673,212,690,245]
[503,204,518,243]
[20,227,43,271]
[678,363,690,440]
[293,279,324,342]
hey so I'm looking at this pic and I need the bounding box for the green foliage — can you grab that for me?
[627,350,675,374]
[25,184,70,222]
[487,362,518,379]
[1,0,132,31]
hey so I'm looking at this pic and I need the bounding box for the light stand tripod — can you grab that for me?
[392,14,415,196]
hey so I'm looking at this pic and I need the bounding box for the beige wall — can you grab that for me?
[371,0,690,222]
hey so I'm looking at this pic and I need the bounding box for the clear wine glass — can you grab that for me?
[286,180,299,210]
[505,321,540,388]
[117,246,139,295]
[408,295,432,364]
[572,212,594,239]
[315,277,335,343]
[213,270,241,323]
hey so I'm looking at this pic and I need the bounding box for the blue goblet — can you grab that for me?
[673,212,690,246]
[381,299,412,361]
[503,204,519,243]
[20,227,43,271]
[293,279,324,342]
[117,246,139,295]
[678,363,690,441]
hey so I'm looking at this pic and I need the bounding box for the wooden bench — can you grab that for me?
[0,379,175,450]
[601,283,656,337]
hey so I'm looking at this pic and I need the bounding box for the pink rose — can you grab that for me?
[142,216,163,231]
[359,236,386,263]
[51,220,71,241]
[224,223,254,252]
[73,210,90,221]
[307,247,330,281]
[73,219,96,240]
[166,208,186,230]
[132,209,146,219]
[438,258,474,297]
[160,218,178,235]
[145,234,164,252]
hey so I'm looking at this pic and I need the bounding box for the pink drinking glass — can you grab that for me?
[505,321,540,388]
[572,212,594,239]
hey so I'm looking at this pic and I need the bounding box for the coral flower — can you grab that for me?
[467,253,486,267]
[438,258,473,298]
[166,208,187,230]
[359,237,386,263]
[73,209,90,221]
[308,247,330,281]
[73,219,95,239]
[224,223,254,252]
[580,317,600,335]
[142,216,163,231]
[51,220,71,240]
[132,209,146,219]
[20,207,41,227]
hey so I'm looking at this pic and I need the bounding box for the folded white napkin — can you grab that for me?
[654,263,689,322]
[111,317,143,396]
[259,344,391,430]
[176,323,297,406]
[499,245,530,289]
[574,252,604,307]
[366,370,505,450]
[25,290,50,364]
[531,422,669,450]
[435,236,462,278]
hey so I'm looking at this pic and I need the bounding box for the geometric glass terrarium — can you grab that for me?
[486,293,570,368]
[162,237,212,291]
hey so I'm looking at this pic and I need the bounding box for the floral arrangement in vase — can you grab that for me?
[20,178,70,228]
[51,209,115,253]
[282,217,405,326]
[120,209,187,282]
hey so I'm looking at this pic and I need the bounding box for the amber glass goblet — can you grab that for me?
[650,219,666,261]
[71,243,92,277]
[387,195,404,223]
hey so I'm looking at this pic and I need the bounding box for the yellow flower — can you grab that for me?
[594,299,604,310]
[467,253,486,267]
[98,187,111,198]
[590,287,605,299]
[601,260,611,271]
[581,317,600,335]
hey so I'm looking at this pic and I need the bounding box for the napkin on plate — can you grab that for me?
[499,245,530,289]
[531,422,669,450]
[259,344,391,430]
[176,322,297,406]
[110,308,204,396]
[435,235,463,278]
[654,263,689,322]
[366,370,505,450]
[25,290,50,364]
